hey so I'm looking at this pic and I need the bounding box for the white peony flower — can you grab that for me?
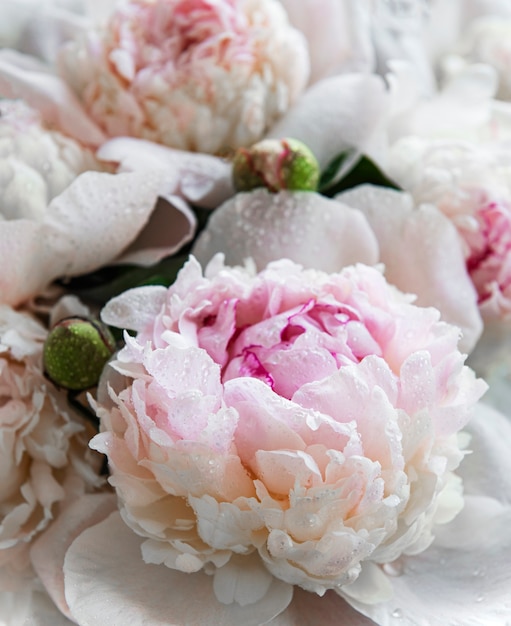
[0,99,101,221]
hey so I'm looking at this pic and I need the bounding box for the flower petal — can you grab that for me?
[0,49,106,147]
[267,74,390,168]
[114,195,196,266]
[97,137,234,209]
[64,512,293,626]
[30,493,117,620]
[0,219,60,305]
[280,0,374,84]
[342,401,511,625]
[100,286,168,332]
[42,169,164,276]
[337,185,483,353]
[192,189,379,272]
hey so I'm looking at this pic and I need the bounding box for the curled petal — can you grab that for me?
[97,137,234,209]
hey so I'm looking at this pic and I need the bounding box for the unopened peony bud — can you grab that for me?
[232,138,320,193]
[43,317,116,391]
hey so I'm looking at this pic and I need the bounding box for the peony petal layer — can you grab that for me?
[336,185,483,353]
[64,512,293,626]
[342,401,511,625]
[0,49,106,147]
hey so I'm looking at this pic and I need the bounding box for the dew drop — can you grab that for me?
[391,608,403,618]
[475,593,485,603]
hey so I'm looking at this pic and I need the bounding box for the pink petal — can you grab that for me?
[0,49,106,147]
[97,137,234,209]
[64,512,293,626]
[266,74,390,168]
[337,185,483,353]
[30,493,117,620]
[192,189,379,272]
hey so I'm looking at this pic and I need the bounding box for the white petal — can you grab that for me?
[114,195,196,266]
[0,219,61,306]
[64,512,293,626]
[281,0,374,84]
[192,189,379,272]
[267,74,390,168]
[337,185,483,353]
[0,49,106,147]
[101,286,167,331]
[213,553,274,607]
[273,587,377,625]
[97,137,234,208]
[43,169,164,276]
[344,505,511,626]
[456,402,511,504]
[30,493,117,620]
[342,402,511,625]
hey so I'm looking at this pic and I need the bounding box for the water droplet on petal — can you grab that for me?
[391,608,403,618]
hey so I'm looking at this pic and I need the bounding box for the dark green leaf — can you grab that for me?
[319,151,401,197]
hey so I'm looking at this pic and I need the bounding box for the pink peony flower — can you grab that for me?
[192,187,483,353]
[388,136,511,320]
[0,304,103,590]
[58,0,309,153]
[86,255,485,622]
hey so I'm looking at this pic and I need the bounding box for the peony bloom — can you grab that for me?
[192,187,483,353]
[0,304,103,589]
[388,135,511,320]
[0,99,101,221]
[58,0,310,153]
[85,255,485,622]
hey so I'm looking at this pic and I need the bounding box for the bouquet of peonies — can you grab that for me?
[2,0,511,624]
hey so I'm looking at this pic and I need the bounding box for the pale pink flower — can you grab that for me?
[87,255,485,621]
[58,0,309,153]
[388,136,511,320]
[0,304,103,589]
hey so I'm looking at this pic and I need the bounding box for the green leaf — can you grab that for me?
[60,253,189,306]
[319,150,401,197]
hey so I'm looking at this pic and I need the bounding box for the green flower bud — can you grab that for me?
[43,317,116,391]
[232,138,320,193]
